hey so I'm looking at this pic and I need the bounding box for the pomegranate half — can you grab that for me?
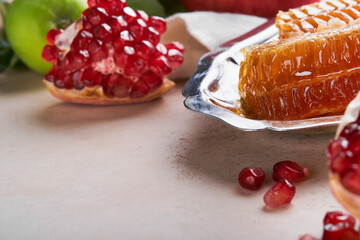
[42,0,184,104]
[327,92,360,218]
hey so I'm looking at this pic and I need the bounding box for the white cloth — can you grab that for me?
[161,12,266,79]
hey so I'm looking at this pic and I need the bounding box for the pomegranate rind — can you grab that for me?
[43,78,175,105]
[329,172,360,219]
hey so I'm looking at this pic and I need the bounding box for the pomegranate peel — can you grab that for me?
[43,77,175,105]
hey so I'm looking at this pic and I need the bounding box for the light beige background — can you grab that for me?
[0,70,347,240]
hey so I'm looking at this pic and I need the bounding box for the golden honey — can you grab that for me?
[239,24,360,120]
[276,0,360,39]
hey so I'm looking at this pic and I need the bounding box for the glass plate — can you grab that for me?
[182,18,341,132]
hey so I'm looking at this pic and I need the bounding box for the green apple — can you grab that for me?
[5,0,87,74]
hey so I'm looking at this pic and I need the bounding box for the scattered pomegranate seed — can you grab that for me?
[322,211,359,240]
[263,179,296,208]
[238,167,266,191]
[273,160,309,183]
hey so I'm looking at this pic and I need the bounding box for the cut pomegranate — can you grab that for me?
[238,167,265,191]
[273,160,309,183]
[328,103,360,219]
[263,179,296,208]
[322,211,359,240]
[42,0,184,105]
[298,234,319,240]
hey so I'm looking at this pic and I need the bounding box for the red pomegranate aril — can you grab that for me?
[42,45,57,63]
[99,0,127,15]
[72,71,85,90]
[322,211,359,240]
[45,67,60,83]
[82,20,93,30]
[55,71,68,89]
[130,81,149,98]
[167,49,184,68]
[125,58,146,76]
[46,28,63,44]
[273,160,309,183]
[113,77,133,98]
[72,30,94,49]
[122,6,137,24]
[69,49,91,69]
[102,74,122,97]
[330,152,357,174]
[129,19,147,41]
[137,10,149,22]
[238,167,266,191]
[135,41,155,60]
[87,0,101,8]
[165,42,185,53]
[145,27,160,45]
[263,179,296,208]
[82,68,102,87]
[140,71,162,91]
[340,169,360,195]
[150,56,172,77]
[83,7,109,26]
[109,16,125,34]
[150,16,166,35]
[93,23,112,40]
[89,41,107,62]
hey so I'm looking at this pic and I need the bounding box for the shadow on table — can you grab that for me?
[36,98,164,130]
[0,69,44,94]
[172,118,333,188]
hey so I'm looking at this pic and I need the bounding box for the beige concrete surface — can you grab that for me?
[0,70,346,240]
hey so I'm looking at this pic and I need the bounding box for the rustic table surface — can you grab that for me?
[0,70,346,239]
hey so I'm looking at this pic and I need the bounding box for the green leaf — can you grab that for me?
[127,0,166,17]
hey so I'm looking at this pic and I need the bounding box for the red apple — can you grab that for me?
[181,0,320,18]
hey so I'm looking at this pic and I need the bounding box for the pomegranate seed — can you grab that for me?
[237,167,265,191]
[46,29,63,44]
[99,0,126,15]
[140,71,162,91]
[122,7,137,24]
[55,71,72,89]
[82,68,103,87]
[125,57,146,77]
[102,74,121,97]
[82,20,93,30]
[83,7,109,26]
[93,23,112,40]
[150,16,166,35]
[45,67,60,83]
[145,27,160,45]
[340,169,360,195]
[87,0,101,8]
[150,56,172,77]
[272,160,309,183]
[135,41,155,60]
[130,81,149,98]
[72,71,85,90]
[129,19,147,41]
[322,211,359,240]
[263,179,296,208]
[69,49,90,69]
[42,45,57,63]
[165,42,185,53]
[109,16,126,34]
[155,43,168,56]
[72,30,93,49]
[167,49,184,68]
[137,10,149,22]
[89,40,107,62]
[113,77,133,98]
